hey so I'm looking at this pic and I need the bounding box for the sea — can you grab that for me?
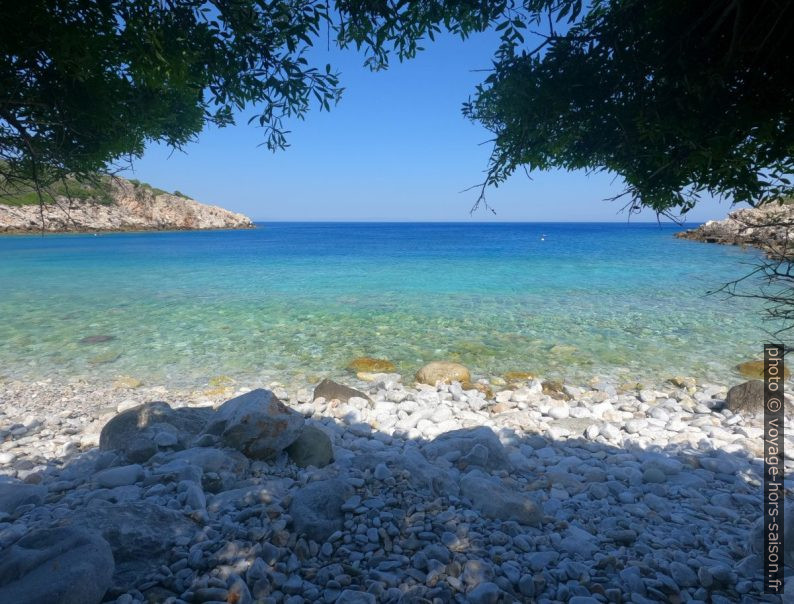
[0,222,773,388]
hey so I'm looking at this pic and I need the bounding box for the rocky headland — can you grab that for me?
[0,176,253,233]
[0,361,789,603]
[676,201,794,257]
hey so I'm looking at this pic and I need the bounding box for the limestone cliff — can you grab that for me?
[675,201,794,256]
[0,177,253,232]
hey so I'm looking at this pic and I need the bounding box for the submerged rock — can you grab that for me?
[735,359,790,380]
[112,376,142,389]
[89,351,121,365]
[346,357,396,373]
[503,371,536,382]
[415,361,471,386]
[79,335,115,344]
[0,527,114,604]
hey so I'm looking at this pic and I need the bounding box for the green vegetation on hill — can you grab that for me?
[0,174,189,206]
[0,175,115,206]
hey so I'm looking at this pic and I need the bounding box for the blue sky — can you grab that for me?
[129,31,736,223]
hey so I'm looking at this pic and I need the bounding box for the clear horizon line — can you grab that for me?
[248,218,699,224]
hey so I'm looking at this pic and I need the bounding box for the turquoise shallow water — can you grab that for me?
[0,222,773,387]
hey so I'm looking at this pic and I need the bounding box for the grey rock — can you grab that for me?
[697,566,713,588]
[94,464,144,488]
[460,471,542,525]
[227,574,253,604]
[462,559,493,588]
[518,574,535,597]
[750,504,794,568]
[642,468,666,484]
[0,481,46,515]
[99,402,212,462]
[62,500,196,589]
[396,447,460,496]
[467,581,501,604]
[527,551,559,572]
[373,463,391,481]
[639,452,683,475]
[203,389,304,459]
[207,479,293,513]
[669,561,697,587]
[153,431,178,448]
[159,446,249,477]
[336,589,376,603]
[624,419,647,434]
[182,480,206,513]
[313,379,372,404]
[289,479,353,542]
[560,525,598,557]
[335,589,377,604]
[285,425,334,468]
[0,527,114,604]
[423,426,512,471]
[726,380,793,416]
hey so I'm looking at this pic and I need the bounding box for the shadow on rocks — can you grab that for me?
[0,380,789,604]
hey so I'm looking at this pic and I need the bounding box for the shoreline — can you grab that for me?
[0,368,788,601]
[0,223,257,235]
[676,201,794,258]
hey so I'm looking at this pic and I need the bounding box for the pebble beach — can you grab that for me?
[0,362,789,603]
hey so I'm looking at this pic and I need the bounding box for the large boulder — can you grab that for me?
[422,427,512,472]
[203,389,304,459]
[0,481,47,515]
[62,501,196,589]
[460,471,542,525]
[725,380,793,417]
[99,402,212,463]
[286,425,334,468]
[313,379,371,404]
[395,447,460,497]
[153,447,250,492]
[415,361,471,386]
[289,479,353,542]
[0,527,114,604]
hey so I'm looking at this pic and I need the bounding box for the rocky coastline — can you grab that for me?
[0,177,253,233]
[0,361,789,603]
[676,201,794,257]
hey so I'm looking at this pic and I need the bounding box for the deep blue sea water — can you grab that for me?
[0,222,772,388]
